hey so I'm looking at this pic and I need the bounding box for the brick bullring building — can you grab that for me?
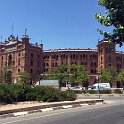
[0,34,43,84]
[0,34,124,87]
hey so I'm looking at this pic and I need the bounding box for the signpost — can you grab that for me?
[36,80,60,89]
[96,75,101,99]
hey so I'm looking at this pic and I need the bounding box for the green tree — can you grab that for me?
[17,71,29,85]
[69,65,88,86]
[95,0,124,46]
[100,68,112,82]
[45,64,88,87]
[100,66,117,86]
[44,64,68,86]
[117,69,124,89]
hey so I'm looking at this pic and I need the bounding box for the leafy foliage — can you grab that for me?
[17,71,30,85]
[95,0,124,46]
[117,69,124,82]
[44,64,88,86]
[69,65,88,85]
[117,69,124,89]
[100,66,117,84]
[0,84,76,104]
[113,89,123,94]
[88,90,98,94]
[44,64,68,83]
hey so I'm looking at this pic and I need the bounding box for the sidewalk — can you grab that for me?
[0,99,103,118]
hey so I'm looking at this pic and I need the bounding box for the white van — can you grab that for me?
[88,83,111,91]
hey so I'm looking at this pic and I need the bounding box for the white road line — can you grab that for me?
[95,102,103,105]
[41,108,53,112]
[62,105,73,109]
[13,111,28,116]
[80,103,89,106]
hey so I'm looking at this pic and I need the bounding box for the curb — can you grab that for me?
[77,94,124,97]
[0,99,103,119]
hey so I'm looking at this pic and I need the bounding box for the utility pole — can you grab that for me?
[96,74,101,99]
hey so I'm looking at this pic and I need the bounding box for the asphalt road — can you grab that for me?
[0,97,124,124]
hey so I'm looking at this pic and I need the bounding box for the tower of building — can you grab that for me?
[97,40,116,69]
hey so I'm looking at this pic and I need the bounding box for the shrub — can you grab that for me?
[62,90,77,101]
[0,84,29,104]
[88,90,97,94]
[11,84,26,102]
[26,86,62,102]
[0,84,17,104]
[100,89,111,94]
[25,89,37,101]
[0,84,77,104]
[71,90,83,94]
[114,89,123,94]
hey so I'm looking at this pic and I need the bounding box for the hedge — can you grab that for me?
[0,84,76,104]
[113,89,123,94]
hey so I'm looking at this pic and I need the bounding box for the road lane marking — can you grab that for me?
[41,108,53,112]
[62,105,73,109]
[13,111,28,116]
[80,103,89,106]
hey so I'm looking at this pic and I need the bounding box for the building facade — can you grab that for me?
[43,48,98,85]
[43,40,124,87]
[0,34,43,84]
[0,34,124,87]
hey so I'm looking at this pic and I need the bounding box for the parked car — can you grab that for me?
[72,86,84,91]
[88,83,111,91]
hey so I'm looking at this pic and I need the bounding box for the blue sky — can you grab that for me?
[0,0,123,51]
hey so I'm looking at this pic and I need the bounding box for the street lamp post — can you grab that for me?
[66,69,70,89]
[96,74,101,99]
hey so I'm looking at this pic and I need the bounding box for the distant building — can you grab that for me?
[0,34,124,87]
[43,40,124,88]
[43,48,98,86]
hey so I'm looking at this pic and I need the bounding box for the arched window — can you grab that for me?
[44,62,45,67]
[18,53,20,57]
[18,68,20,73]
[83,54,85,58]
[91,62,93,67]
[1,56,3,60]
[31,53,33,58]
[30,69,33,74]
[18,58,20,65]
[73,54,75,59]
[90,69,93,73]
[5,61,7,66]
[8,54,12,66]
